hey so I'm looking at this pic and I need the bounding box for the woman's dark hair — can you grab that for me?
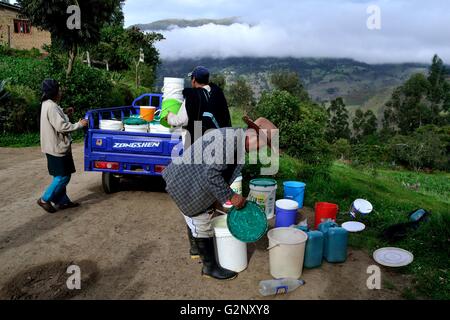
[41,79,60,102]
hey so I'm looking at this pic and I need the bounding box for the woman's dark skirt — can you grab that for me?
[46,153,76,177]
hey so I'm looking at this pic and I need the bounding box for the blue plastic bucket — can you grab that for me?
[283,181,306,208]
[275,199,299,228]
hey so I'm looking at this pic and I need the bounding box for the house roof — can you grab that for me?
[0,2,20,12]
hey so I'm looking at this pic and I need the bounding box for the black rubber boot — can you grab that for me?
[187,226,200,259]
[195,237,238,281]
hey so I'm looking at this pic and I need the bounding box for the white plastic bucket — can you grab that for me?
[267,228,308,279]
[248,179,278,220]
[150,123,173,135]
[124,124,148,133]
[162,77,185,101]
[212,215,248,273]
[164,77,185,86]
[100,120,123,131]
[350,199,373,218]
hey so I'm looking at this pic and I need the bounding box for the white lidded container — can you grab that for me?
[248,178,278,220]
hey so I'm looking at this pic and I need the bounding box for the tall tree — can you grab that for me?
[327,97,351,142]
[383,73,431,134]
[428,54,450,123]
[226,77,255,114]
[18,0,124,77]
[353,109,378,142]
[383,55,450,134]
[271,70,309,101]
[210,74,226,90]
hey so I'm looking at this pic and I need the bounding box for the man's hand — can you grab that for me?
[231,194,246,210]
[79,119,89,127]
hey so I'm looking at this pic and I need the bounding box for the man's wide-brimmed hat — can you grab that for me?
[243,116,278,149]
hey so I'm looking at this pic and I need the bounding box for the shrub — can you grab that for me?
[389,131,448,171]
[51,62,114,119]
[332,138,352,160]
[0,55,48,92]
[0,45,42,58]
[252,90,332,166]
[0,84,40,134]
[106,83,135,107]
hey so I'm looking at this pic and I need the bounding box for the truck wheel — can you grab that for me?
[102,173,120,194]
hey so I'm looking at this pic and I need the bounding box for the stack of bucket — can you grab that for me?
[274,181,306,228]
[160,78,185,128]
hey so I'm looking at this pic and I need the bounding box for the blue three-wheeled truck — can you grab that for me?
[84,94,183,193]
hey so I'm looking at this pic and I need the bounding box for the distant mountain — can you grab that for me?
[133,18,239,31]
[157,57,428,119]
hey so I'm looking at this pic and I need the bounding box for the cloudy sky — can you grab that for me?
[123,0,450,64]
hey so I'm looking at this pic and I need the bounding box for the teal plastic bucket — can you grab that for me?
[283,181,306,208]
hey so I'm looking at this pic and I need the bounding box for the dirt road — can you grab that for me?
[0,144,411,300]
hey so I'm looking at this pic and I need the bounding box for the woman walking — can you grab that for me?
[37,79,88,213]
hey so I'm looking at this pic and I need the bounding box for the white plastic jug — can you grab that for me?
[267,228,308,279]
[212,215,248,273]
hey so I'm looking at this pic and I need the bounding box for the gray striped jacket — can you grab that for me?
[163,128,246,217]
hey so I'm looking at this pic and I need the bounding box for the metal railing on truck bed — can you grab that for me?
[83,94,183,193]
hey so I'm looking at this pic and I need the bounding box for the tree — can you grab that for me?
[353,109,378,142]
[252,90,331,166]
[210,74,226,90]
[226,77,255,114]
[271,70,309,101]
[327,97,351,142]
[18,0,124,77]
[90,26,163,73]
[383,55,450,134]
[428,54,450,123]
[383,73,431,134]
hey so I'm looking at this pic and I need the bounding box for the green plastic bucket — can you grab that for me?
[160,99,183,128]
[227,201,268,243]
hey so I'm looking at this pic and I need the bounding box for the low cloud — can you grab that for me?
[128,0,450,64]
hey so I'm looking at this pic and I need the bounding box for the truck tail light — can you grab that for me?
[155,165,166,173]
[95,161,120,170]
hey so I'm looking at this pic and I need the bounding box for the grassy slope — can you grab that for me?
[302,161,449,299]
[230,108,449,299]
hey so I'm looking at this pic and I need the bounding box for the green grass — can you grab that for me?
[0,133,40,147]
[286,159,449,299]
[230,107,246,128]
[0,131,84,148]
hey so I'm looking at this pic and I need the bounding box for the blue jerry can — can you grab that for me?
[319,221,348,263]
[304,230,324,269]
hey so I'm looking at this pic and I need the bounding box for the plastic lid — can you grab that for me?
[123,117,148,125]
[227,201,268,243]
[250,178,277,187]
